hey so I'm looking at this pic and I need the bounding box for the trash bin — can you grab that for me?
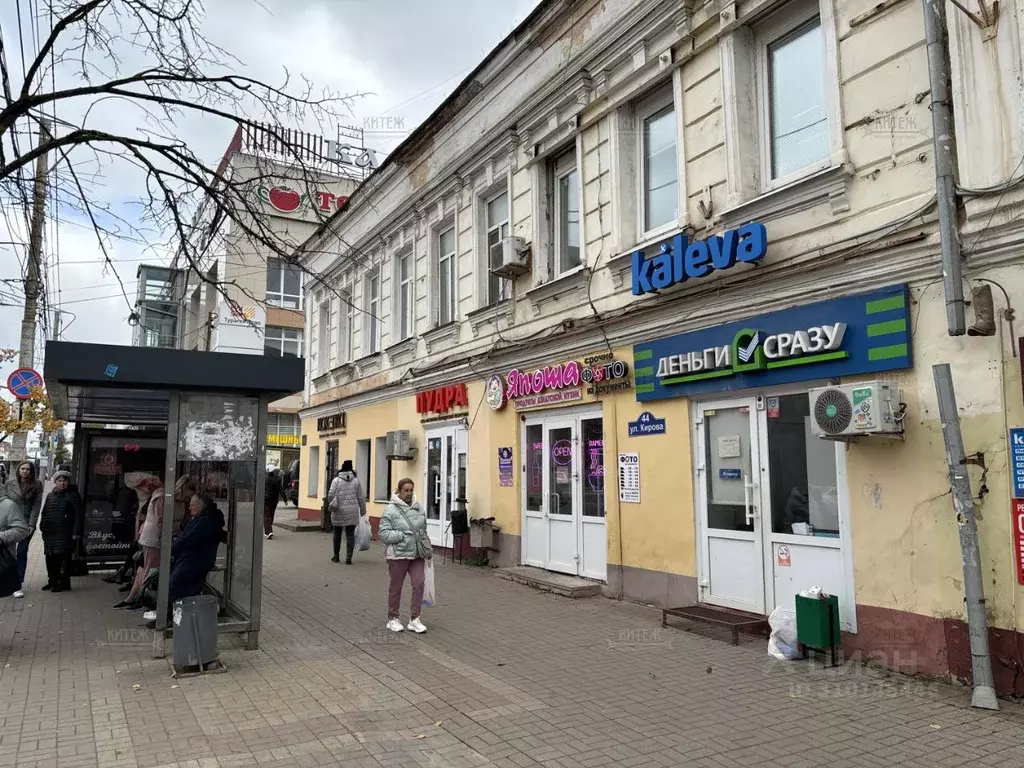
[171,594,219,670]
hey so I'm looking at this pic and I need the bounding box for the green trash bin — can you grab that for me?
[795,594,841,666]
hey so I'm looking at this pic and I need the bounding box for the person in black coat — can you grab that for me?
[38,469,84,592]
[263,466,282,540]
[145,494,225,629]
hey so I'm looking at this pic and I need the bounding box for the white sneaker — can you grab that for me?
[142,610,157,621]
[407,618,427,634]
[265,531,274,540]
[386,618,404,633]
[13,590,24,599]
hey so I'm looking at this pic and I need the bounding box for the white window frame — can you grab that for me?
[307,445,320,498]
[264,325,303,358]
[339,287,355,363]
[394,249,414,341]
[365,267,381,355]
[551,148,582,277]
[268,412,299,436]
[373,435,392,502]
[484,190,511,306]
[266,258,304,310]
[317,297,330,373]
[756,4,830,191]
[720,0,844,208]
[436,223,457,326]
[635,85,678,240]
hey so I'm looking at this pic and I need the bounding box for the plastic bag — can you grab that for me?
[354,517,371,552]
[766,606,800,660]
[421,560,436,608]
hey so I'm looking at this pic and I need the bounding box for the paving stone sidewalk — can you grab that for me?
[2,528,1023,768]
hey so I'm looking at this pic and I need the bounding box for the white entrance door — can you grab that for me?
[521,412,607,579]
[695,393,855,629]
[424,424,467,548]
[695,398,766,614]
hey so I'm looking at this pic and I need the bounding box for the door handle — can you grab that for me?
[552,492,561,516]
[743,478,757,525]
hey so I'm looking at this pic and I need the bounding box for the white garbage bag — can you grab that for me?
[799,586,826,599]
[421,560,436,608]
[767,606,801,661]
[354,517,372,552]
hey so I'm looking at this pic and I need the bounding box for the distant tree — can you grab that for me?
[53,431,70,464]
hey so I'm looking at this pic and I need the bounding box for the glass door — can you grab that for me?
[696,398,766,614]
[522,423,547,568]
[544,418,578,574]
[424,425,465,548]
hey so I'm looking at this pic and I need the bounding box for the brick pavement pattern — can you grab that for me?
[2,529,1024,768]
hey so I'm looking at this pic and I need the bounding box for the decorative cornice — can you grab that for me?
[423,321,461,355]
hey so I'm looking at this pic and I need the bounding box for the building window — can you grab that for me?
[267,412,300,436]
[365,268,381,355]
[485,192,510,305]
[396,251,413,341]
[761,13,828,180]
[340,289,355,363]
[638,92,678,234]
[317,299,330,371]
[373,435,392,502]
[355,439,371,502]
[264,326,302,357]
[266,258,303,309]
[437,226,456,326]
[307,445,320,498]
[551,149,581,275]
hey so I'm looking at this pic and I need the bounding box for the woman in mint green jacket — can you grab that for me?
[378,478,432,634]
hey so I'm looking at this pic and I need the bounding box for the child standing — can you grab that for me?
[39,469,83,592]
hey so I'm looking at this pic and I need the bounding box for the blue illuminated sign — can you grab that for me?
[633,284,912,401]
[1011,428,1024,499]
[631,222,767,296]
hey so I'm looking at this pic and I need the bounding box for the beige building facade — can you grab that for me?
[294,0,1024,695]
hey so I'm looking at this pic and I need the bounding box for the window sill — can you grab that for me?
[719,163,853,229]
[467,300,511,337]
[423,321,461,355]
[526,266,592,310]
[386,337,418,367]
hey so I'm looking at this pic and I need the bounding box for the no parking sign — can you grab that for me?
[6,368,42,400]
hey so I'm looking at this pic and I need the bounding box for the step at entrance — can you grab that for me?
[662,604,769,646]
[495,567,603,598]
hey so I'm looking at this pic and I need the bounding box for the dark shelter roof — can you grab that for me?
[43,341,305,425]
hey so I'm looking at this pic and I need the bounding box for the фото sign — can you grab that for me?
[633,285,912,401]
[416,383,469,415]
[257,183,349,214]
[631,222,767,296]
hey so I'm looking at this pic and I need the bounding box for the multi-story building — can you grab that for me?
[132,265,183,349]
[294,0,1024,695]
[171,124,362,471]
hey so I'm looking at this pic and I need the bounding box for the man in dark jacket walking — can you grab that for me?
[263,465,282,541]
[38,469,84,592]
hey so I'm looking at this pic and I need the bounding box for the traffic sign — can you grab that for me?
[7,368,43,400]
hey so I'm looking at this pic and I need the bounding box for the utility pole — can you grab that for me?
[11,118,50,460]
[933,363,998,710]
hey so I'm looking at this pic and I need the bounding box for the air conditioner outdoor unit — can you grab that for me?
[386,430,416,460]
[808,381,904,440]
[489,236,531,279]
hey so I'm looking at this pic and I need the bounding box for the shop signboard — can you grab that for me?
[317,413,346,436]
[617,453,641,503]
[489,355,631,411]
[632,284,912,401]
[267,433,301,447]
[1013,498,1024,585]
[1010,428,1024,499]
[631,222,767,296]
[416,383,469,416]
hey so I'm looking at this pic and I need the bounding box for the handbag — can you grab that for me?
[395,506,433,560]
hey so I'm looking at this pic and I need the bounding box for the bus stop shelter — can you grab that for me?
[43,341,304,655]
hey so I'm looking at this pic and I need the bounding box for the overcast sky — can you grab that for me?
[0,0,542,387]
